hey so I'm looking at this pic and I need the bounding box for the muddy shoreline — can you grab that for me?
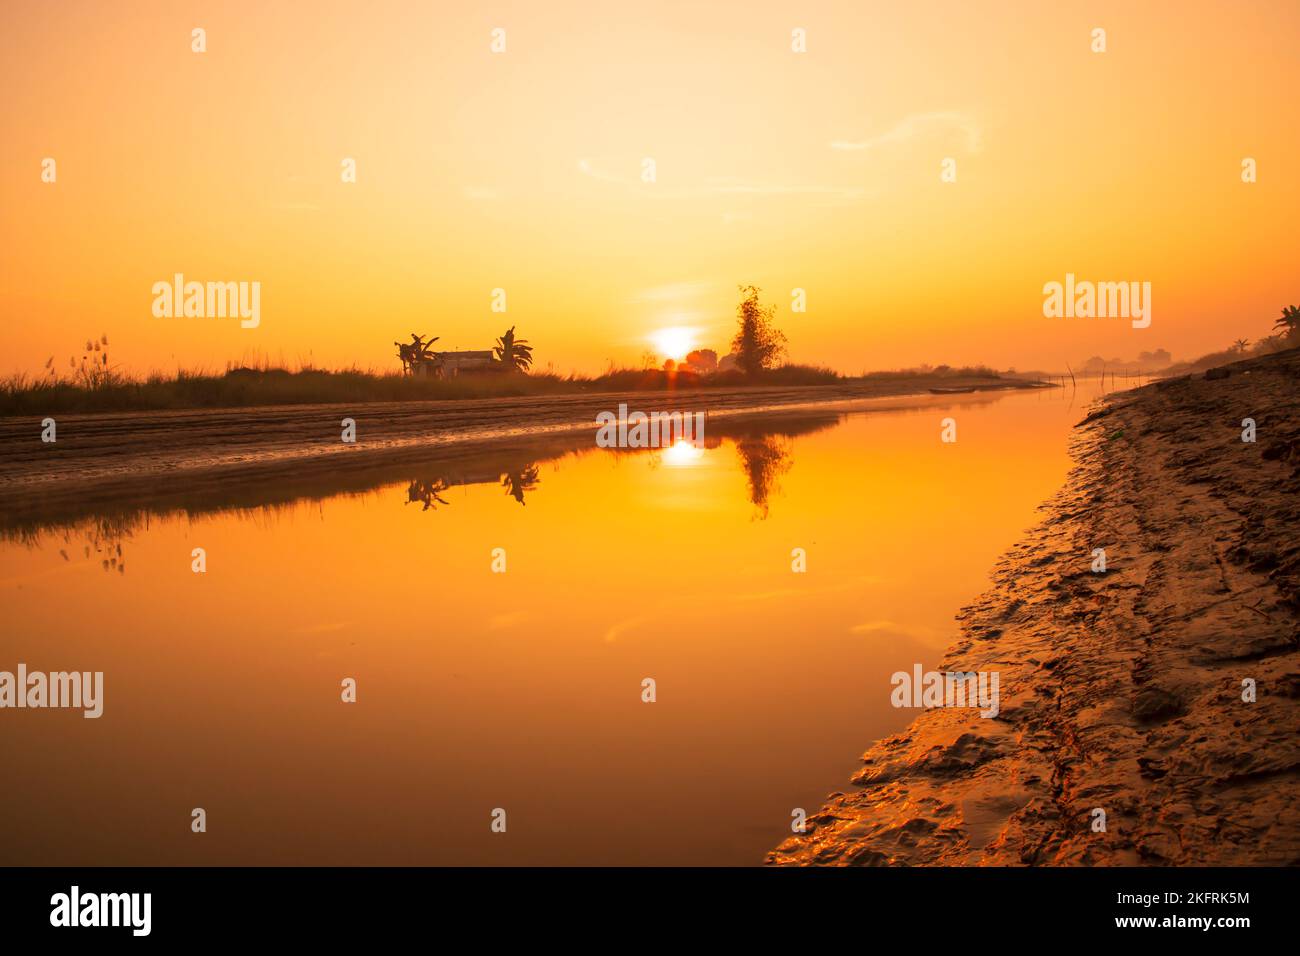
[769,348,1300,866]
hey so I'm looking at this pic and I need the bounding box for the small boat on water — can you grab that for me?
[928,386,977,394]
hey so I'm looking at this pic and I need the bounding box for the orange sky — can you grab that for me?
[2,0,1297,377]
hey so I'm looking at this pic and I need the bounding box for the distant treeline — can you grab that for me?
[0,361,842,415]
[0,359,1022,416]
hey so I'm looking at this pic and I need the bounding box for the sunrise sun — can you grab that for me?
[650,326,695,362]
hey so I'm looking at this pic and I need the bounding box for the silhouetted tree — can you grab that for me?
[730,286,786,376]
[395,333,439,374]
[394,342,414,373]
[684,348,718,373]
[1273,305,1300,341]
[494,326,534,372]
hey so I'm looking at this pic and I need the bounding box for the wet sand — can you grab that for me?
[769,348,1300,866]
[0,379,1036,529]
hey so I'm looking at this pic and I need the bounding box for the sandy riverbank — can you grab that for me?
[0,378,1039,528]
[769,348,1300,866]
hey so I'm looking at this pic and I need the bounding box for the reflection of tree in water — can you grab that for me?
[405,478,451,511]
[501,465,540,505]
[721,412,840,518]
[734,434,793,519]
[404,464,542,512]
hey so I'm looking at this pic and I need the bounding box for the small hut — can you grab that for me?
[414,350,498,378]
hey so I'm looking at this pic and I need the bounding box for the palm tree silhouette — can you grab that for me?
[411,333,439,365]
[494,326,533,372]
[1273,305,1300,340]
[394,341,414,374]
[394,333,440,374]
[1232,338,1250,353]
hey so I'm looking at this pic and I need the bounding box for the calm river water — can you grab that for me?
[0,385,1104,864]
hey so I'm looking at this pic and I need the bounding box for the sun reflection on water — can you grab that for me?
[660,438,705,467]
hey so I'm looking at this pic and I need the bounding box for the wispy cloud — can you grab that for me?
[831,111,982,153]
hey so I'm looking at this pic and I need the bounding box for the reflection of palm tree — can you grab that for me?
[494,326,534,372]
[405,477,450,511]
[734,435,793,519]
[500,465,540,505]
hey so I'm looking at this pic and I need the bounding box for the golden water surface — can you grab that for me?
[0,387,1100,864]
